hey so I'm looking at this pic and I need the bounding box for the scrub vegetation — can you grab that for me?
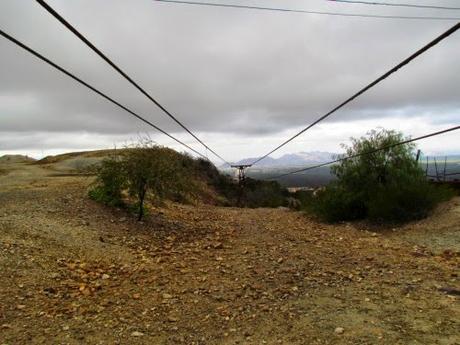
[305,129,453,223]
[88,140,288,220]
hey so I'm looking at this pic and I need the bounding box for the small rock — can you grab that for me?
[162,293,173,299]
[16,304,26,310]
[213,242,223,249]
[101,274,110,280]
[438,287,460,296]
[334,327,344,334]
[43,287,57,295]
[131,331,144,337]
[168,315,179,322]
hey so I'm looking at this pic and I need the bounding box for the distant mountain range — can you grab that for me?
[221,152,460,169]
[221,151,336,168]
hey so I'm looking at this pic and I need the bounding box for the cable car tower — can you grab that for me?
[231,164,252,206]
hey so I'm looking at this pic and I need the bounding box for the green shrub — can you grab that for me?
[367,182,453,222]
[309,129,453,223]
[244,178,287,208]
[88,140,291,215]
[88,141,192,220]
[309,184,366,222]
[123,143,192,220]
[88,157,125,207]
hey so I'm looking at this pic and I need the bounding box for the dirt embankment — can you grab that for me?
[0,161,459,345]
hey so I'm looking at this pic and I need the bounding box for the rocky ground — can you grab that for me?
[0,161,459,345]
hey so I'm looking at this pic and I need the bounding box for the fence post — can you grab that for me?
[443,156,447,182]
[434,157,440,182]
[425,156,429,177]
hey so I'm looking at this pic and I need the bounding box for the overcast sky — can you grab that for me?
[1,0,459,163]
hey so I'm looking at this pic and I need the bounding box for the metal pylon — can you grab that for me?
[231,164,251,206]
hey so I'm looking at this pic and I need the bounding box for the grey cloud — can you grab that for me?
[1,0,459,146]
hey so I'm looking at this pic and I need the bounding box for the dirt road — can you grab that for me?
[1,162,459,344]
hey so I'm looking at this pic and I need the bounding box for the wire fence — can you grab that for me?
[422,155,460,182]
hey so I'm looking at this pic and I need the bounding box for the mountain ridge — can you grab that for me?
[221,151,337,168]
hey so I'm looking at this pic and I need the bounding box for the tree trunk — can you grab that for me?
[137,185,146,221]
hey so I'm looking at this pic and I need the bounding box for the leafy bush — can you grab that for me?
[204,173,287,208]
[88,139,292,217]
[244,179,287,208]
[88,156,125,207]
[309,129,453,223]
[367,181,453,222]
[309,184,366,222]
[124,143,191,219]
[89,141,191,220]
[166,154,289,208]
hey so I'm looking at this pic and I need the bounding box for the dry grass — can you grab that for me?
[36,149,118,165]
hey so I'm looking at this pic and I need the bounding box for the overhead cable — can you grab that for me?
[265,125,460,180]
[36,0,230,166]
[0,28,209,160]
[153,0,460,20]
[328,0,460,11]
[251,22,460,166]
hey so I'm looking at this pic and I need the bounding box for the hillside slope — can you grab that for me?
[0,154,35,163]
[0,160,458,344]
[30,149,289,208]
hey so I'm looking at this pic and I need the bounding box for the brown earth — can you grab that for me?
[0,160,459,345]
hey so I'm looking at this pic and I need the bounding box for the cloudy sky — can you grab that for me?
[1,0,459,164]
